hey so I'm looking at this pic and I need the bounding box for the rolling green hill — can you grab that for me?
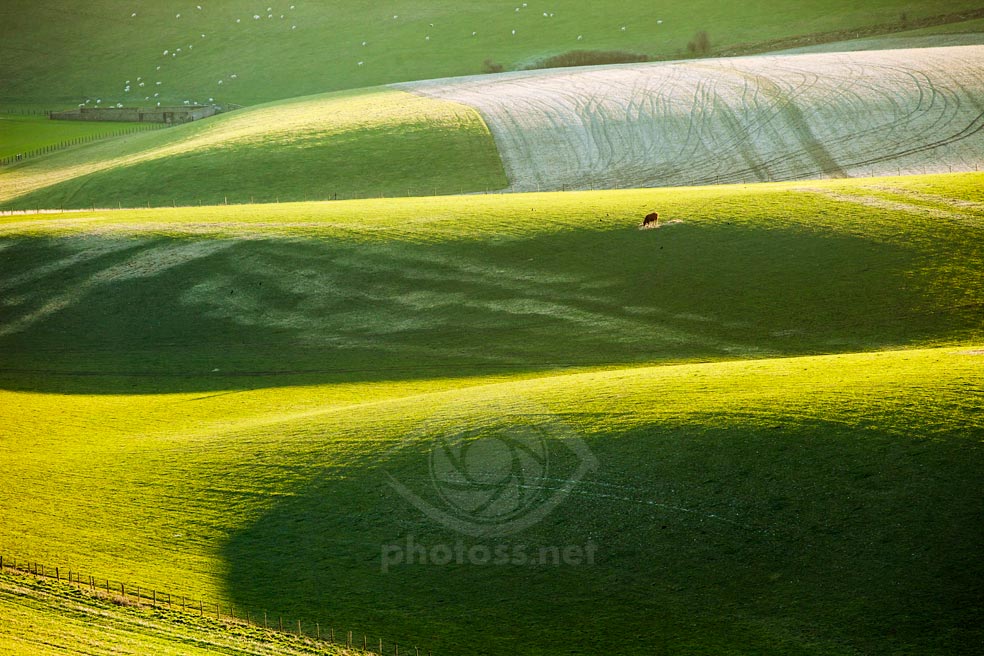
[2,1,981,108]
[0,87,507,209]
[1,173,982,654]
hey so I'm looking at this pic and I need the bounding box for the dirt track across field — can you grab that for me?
[398,45,984,191]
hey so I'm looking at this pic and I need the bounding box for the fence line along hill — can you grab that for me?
[401,45,984,191]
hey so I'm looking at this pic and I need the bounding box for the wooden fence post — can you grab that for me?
[55,567,59,580]
[297,619,301,637]
[316,623,320,640]
[152,590,156,607]
[263,610,267,628]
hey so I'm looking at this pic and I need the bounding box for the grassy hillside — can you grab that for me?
[0,87,507,209]
[0,114,158,160]
[8,44,984,209]
[1,173,982,654]
[0,350,980,654]
[1,1,980,107]
[0,572,350,655]
[1,174,982,390]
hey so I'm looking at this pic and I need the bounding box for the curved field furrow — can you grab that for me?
[399,45,984,191]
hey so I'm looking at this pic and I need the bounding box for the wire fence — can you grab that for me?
[0,124,165,168]
[0,553,430,656]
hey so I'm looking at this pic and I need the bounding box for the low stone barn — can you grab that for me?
[50,105,218,125]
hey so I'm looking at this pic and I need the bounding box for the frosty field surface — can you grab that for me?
[403,45,984,191]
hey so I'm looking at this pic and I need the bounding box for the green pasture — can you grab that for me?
[0,173,982,654]
[0,174,982,387]
[0,114,157,160]
[0,87,507,209]
[1,0,979,107]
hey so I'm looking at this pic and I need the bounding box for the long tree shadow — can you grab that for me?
[0,220,979,394]
[220,413,984,655]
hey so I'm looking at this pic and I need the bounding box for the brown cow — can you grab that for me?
[641,212,659,228]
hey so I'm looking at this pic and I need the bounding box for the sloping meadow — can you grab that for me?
[0,87,507,210]
[0,173,982,652]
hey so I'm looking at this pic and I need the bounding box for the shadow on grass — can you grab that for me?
[0,221,978,394]
[219,416,984,655]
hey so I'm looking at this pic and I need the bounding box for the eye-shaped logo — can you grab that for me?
[385,396,597,537]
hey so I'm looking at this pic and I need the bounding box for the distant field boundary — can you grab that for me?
[0,553,427,655]
[0,124,165,168]
[713,6,984,58]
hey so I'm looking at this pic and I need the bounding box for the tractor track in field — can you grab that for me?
[398,45,984,191]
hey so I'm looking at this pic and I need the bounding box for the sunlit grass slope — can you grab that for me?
[0,114,158,160]
[1,1,979,107]
[0,173,982,653]
[0,573,346,656]
[0,174,982,391]
[0,88,507,209]
[0,349,981,654]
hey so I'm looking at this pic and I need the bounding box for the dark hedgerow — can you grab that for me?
[525,49,650,70]
[482,59,505,74]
